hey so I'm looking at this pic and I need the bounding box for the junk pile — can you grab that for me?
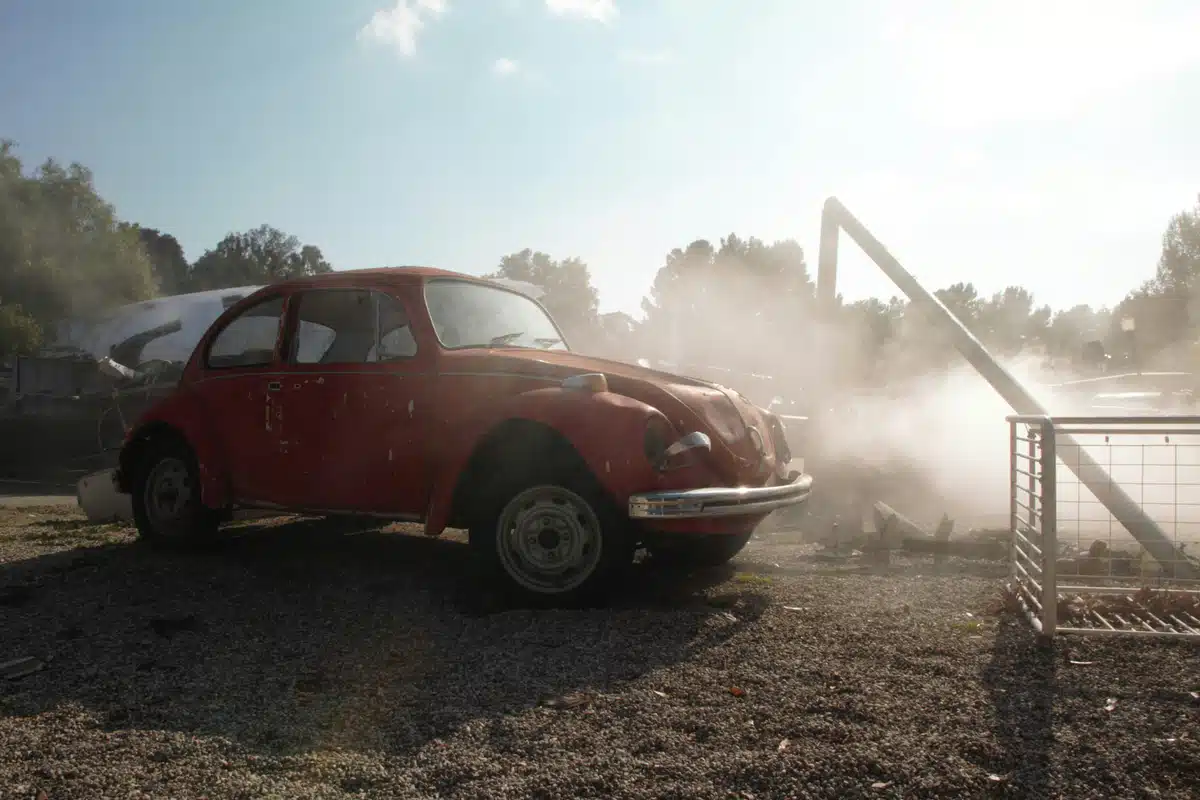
[804,500,1011,566]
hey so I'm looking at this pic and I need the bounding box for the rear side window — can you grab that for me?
[206,295,285,369]
[289,289,418,365]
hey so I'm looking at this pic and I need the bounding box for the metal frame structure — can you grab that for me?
[815,197,1197,580]
[1007,415,1200,639]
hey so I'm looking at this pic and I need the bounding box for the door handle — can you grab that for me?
[267,381,282,392]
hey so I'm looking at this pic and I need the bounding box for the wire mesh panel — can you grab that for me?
[1008,418,1054,635]
[1009,415,1200,640]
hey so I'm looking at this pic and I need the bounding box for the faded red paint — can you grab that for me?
[119,267,794,539]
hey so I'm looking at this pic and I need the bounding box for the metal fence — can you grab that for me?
[1008,415,1200,640]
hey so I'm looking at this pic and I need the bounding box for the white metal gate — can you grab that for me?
[1008,415,1200,639]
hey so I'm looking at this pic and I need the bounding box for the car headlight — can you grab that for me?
[644,415,711,472]
[643,415,675,466]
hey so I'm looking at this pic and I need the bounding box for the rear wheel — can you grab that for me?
[130,439,220,548]
[648,531,753,569]
[470,470,632,606]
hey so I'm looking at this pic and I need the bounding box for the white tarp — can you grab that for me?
[53,286,263,365]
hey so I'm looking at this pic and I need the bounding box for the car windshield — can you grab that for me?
[424,279,568,351]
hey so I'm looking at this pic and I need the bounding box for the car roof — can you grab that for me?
[276,266,485,288]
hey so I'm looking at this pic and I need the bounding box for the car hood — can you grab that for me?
[448,349,788,484]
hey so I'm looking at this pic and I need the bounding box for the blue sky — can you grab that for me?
[2,0,1199,316]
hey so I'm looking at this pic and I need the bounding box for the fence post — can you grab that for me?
[1027,426,1038,539]
[1009,419,1019,584]
[1040,418,1058,637]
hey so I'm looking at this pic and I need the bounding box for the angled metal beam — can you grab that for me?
[817,196,1194,578]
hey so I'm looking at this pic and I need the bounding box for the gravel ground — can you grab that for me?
[1,509,1198,800]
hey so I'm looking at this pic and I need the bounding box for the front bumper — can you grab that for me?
[627,469,813,520]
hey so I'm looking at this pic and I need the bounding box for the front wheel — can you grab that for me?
[647,531,753,569]
[130,439,220,548]
[470,478,632,606]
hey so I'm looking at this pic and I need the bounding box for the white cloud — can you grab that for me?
[545,0,617,24]
[358,0,448,58]
[492,58,520,77]
[878,0,1200,129]
[617,49,673,66]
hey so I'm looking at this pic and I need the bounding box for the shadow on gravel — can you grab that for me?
[0,515,762,758]
[983,618,1057,795]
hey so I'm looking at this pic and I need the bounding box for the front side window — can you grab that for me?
[289,289,419,365]
[206,295,285,369]
[423,279,567,351]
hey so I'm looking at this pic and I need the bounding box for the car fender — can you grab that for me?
[118,388,231,508]
[424,387,662,536]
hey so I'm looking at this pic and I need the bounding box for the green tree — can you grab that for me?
[188,224,333,291]
[0,140,155,353]
[976,286,1051,356]
[1097,196,1200,369]
[593,310,639,359]
[932,282,982,329]
[0,303,42,358]
[487,249,600,348]
[122,224,189,296]
[639,234,813,371]
[1043,304,1110,362]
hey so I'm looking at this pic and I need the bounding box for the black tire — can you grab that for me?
[130,437,221,549]
[468,463,633,607]
[648,532,753,569]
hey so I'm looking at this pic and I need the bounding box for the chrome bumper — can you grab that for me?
[628,471,813,520]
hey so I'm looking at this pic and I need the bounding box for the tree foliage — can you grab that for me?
[487,249,600,347]
[0,141,157,355]
[1104,195,1200,366]
[6,139,1200,385]
[0,303,42,358]
[123,224,190,296]
[188,224,332,291]
[639,234,814,372]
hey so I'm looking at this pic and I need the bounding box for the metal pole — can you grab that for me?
[817,197,1194,579]
[1040,418,1058,637]
[816,203,841,313]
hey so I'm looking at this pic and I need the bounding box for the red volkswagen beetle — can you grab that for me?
[114,268,812,603]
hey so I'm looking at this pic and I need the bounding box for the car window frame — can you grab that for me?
[202,292,288,371]
[283,286,420,367]
[372,290,419,362]
[421,277,570,352]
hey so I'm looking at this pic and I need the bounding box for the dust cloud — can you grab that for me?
[628,299,1107,535]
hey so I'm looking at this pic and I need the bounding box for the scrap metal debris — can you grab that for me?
[814,499,1011,565]
[1052,539,1200,580]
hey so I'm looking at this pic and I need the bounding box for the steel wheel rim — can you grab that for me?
[143,457,193,535]
[495,485,604,594]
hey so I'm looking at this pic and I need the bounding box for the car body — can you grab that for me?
[113,267,812,602]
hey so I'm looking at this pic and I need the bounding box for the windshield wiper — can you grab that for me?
[488,332,524,347]
[533,337,561,348]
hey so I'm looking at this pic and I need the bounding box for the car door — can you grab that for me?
[192,293,294,506]
[281,286,434,514]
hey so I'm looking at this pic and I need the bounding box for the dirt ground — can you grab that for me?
[1,508,1198,799]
